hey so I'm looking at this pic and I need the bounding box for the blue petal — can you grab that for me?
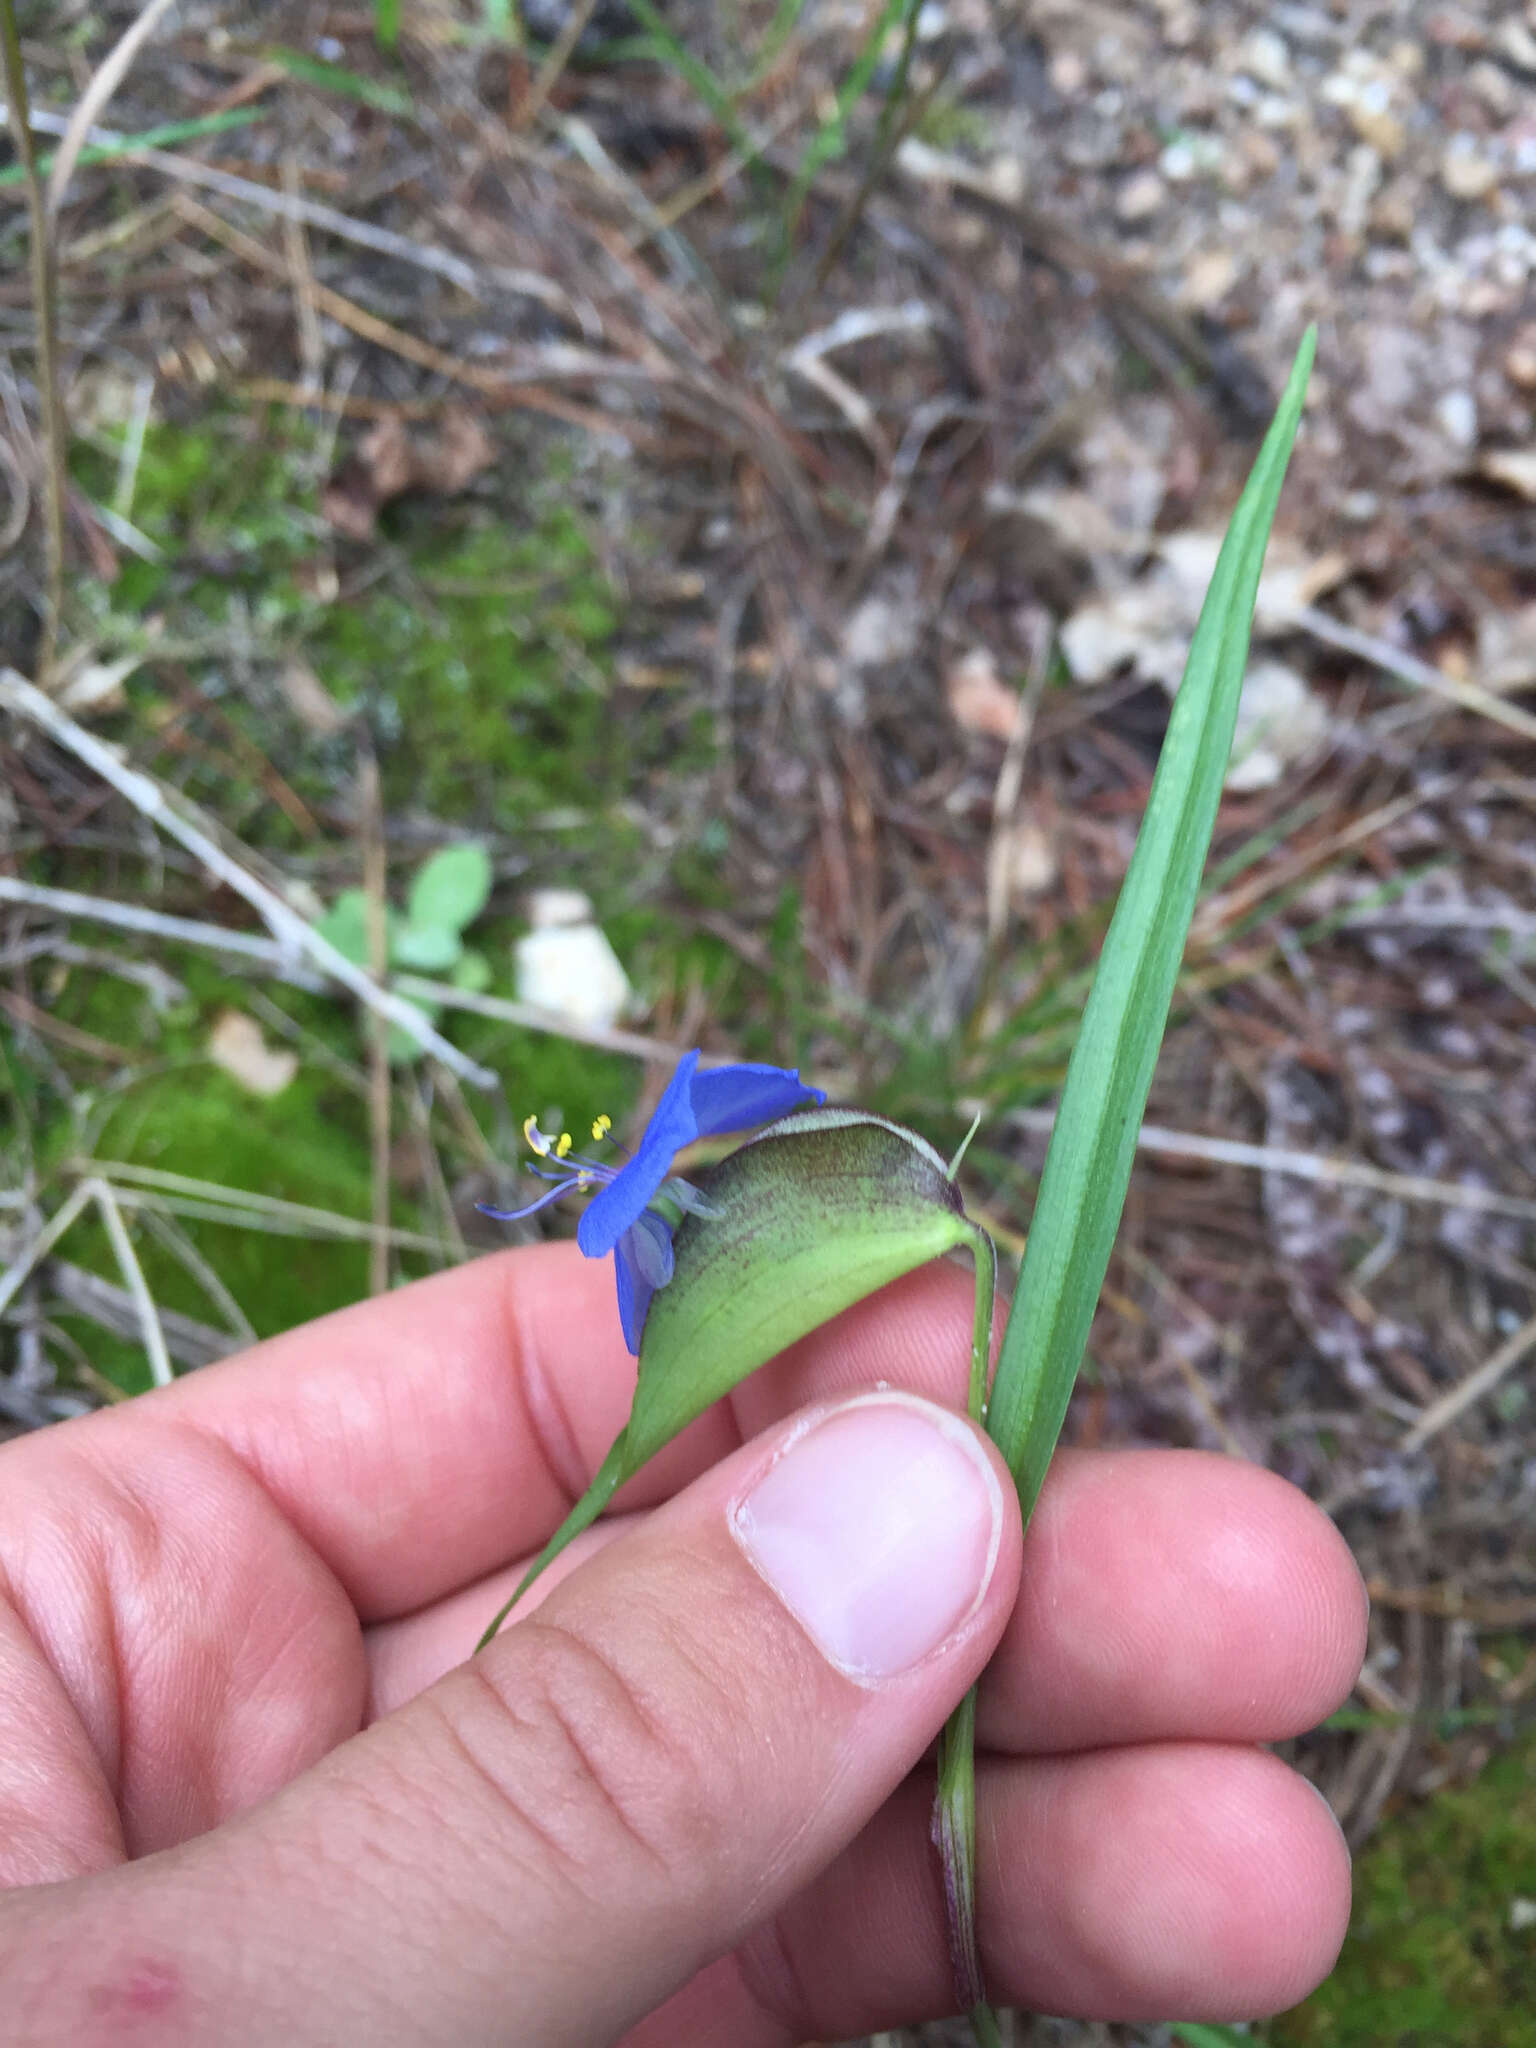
[688,1062,825,1138]
[612,1215,674,1354]
[612,1233,651,1354]
[577,1051,702,1259]
[627,1210,676,1289]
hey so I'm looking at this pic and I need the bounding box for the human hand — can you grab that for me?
[0,1245,1363,2045]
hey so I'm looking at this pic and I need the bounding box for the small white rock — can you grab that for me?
[1116,169,1167,222]
[1441,135,1499,200]
[1242,27,1292,90]
[1436,388,1479,450]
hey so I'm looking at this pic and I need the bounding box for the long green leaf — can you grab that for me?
[985,327,1315,1512]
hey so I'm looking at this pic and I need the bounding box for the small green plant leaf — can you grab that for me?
[985,326,1316,1515]
[391,922,463,973]
[315,888,392,969]
[451,948,492,993]
[407,843,492,935]
[476,1109,994,1647]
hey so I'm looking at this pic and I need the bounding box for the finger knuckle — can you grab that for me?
[447,1614,736,1895]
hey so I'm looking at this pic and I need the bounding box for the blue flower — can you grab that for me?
[483,1051,824,1353]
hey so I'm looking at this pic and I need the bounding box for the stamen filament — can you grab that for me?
[479,1179,580,1224]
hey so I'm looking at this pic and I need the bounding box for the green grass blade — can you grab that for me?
[985,327,1316,1515]
[777,0,909,259]
[0,109,263,190]
[374,0,400,52]
[263,48,415,116]
[621,0,754,158]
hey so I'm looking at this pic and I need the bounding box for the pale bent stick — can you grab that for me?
[0,877,689,1066]
[0,668,497,1088]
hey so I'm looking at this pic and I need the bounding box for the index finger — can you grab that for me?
[71,1243,983,1622]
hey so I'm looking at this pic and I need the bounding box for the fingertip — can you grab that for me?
[993,1743,1354,2021]
[984,1449,1370,1750]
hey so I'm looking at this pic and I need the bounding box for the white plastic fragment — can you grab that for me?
[515,890,632,1031]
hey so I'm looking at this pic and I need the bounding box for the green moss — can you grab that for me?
[74,412,321,620]
[309,501,628,829]
[34,960,383,1390]
[1273,1729,1536,2047]
[73,405,713,887]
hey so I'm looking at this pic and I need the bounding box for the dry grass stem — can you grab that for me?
[90,1176,172,1387]
[42,0,181,220]
[0,1,66,681]
[1401,1311,1536,1452]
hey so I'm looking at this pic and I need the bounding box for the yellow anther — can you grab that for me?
[523,1114,551,1158]
[591,1113,613,1142]
[555,1132,573,1159]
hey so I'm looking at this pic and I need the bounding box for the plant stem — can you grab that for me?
[0,0,67,683]
[967,1222,996,1425]
[932,1223,1005,2043]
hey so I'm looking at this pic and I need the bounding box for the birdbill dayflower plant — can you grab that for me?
[482,1050,826,1353]
[470,332,1317,2048]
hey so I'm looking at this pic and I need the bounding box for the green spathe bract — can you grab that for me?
[475,1108,995,1649]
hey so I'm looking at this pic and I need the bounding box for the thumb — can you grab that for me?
[6,1390,1019,2047]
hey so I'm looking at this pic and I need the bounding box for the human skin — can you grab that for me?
[0,1244,1365,2044]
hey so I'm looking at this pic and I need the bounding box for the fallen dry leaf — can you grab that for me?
[277,659,347,736]
[413,408,495,494]
[1224,659,1334,792]
[208,1010,299,1097]
[321,407,495,538]
[946,646,1021,739]
[1481,448,1536,502]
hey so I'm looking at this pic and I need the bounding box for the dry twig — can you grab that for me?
[0,877,690,1066]
[1402,1311,1536,1453]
